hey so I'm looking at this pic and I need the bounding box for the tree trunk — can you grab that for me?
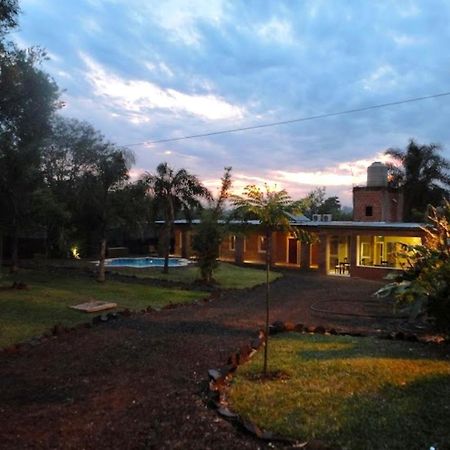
[263,229,272,376]
[163,198,175,274]
[97,237,107,282]
[163,225,170,274]
[0,232,3,279]
[10,227,19,274]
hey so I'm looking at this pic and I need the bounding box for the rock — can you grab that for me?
[208,369,222,382]
[314,326,326,334]
[242,420,263,438]
[227,353,239,367]
[219,365,236,378]
[294,323,305,332]
[284,321,296,331]
[271,320,285,333]
[260,430,274,440]
[217,406,238,419]
[238,344,252,363]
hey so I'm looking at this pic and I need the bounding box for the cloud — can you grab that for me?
[256,18,294,44]
[146,0,226,46]
[361,65,399,92]
[14,0,450,209]
[80,53,244,121]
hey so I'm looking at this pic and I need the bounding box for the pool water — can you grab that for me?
[104,257,190,268]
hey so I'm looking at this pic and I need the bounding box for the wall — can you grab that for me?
[353,187,403,222]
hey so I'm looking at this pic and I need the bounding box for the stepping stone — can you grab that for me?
[70,301,117,313]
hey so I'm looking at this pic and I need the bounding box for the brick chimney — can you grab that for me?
[352,162,403,222]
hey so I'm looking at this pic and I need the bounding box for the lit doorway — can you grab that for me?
[328,235,350,275]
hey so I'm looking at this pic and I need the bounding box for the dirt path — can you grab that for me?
[0,272,390,449]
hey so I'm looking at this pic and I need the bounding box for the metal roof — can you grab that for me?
[163,219,424,231]
[296,221,424,230]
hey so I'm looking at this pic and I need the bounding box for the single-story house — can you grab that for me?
[171,162,425,281]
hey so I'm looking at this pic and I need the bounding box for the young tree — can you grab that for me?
[192,167,232,284]
[145,163,210,274]
[232,185,310,375]
[385,139,450,221]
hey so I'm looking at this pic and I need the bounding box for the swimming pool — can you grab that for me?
[104,257,190,268]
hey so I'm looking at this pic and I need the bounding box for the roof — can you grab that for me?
[285,212,311,223]
[164,219,424,231]
[295,221,424,230]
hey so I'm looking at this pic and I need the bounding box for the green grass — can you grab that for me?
[110,261,282,289]
[0,270,207,348]
[229,333,450,450]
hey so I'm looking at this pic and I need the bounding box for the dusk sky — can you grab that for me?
[12,0,450,205]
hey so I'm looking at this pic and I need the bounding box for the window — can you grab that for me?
[258,236,267,253]
[229,235,236,251]
[365,206,373,217]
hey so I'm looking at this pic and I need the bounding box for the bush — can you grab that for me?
[376,202,450,331]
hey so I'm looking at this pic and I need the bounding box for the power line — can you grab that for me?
[124,91,450,147]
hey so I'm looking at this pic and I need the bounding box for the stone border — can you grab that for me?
[0,292,217,356]
[206,321,449,448]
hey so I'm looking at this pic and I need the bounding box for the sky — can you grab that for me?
[11,0,450,205]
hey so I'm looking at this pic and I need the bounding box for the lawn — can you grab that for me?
[228,333,450,450]
[109,261,282,289]
[0,270,207,348]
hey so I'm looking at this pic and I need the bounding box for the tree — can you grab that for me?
[0,46,60,272]
[0,0,19,38]
[78,144,134,282]
[232,185,310,376]
[109,179,153,246]
[298,187,325,218]
[40,116,110,256]
[145,163,210,274]
[40,116,138,278]
[192,167,232,284]
[385,139,450,221]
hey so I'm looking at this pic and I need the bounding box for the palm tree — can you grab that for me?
[385,139,450,221]
[232,185,310,376]
[145,163,210,273]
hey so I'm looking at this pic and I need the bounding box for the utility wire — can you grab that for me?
[124,91,450,147]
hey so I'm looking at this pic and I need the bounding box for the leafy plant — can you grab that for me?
[192,167,232,284]
[375,201,450,330]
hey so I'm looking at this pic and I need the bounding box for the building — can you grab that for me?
[172,162,424,280]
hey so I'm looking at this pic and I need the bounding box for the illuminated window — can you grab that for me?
[229,235,236,251]
[258,236,267,253]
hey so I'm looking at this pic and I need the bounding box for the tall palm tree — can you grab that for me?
[385,139,450,221]
[232,185,310,376]
[145,163,210,273]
